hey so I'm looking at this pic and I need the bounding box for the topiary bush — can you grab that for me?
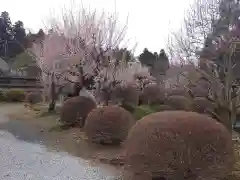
[25,92,43,104]
[4,90,25,102]
[192,97,216,114]
[190,85,209,98]
[60,96,97,127]
[140,84,165,105]
[116,83,141,107]
[124,111,234,180]
[84,106,135,145]
[165,95,192,111]
[189,78,211,97]
[166,87,190,97]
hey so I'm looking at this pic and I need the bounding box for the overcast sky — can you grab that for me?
[1,0,193,55]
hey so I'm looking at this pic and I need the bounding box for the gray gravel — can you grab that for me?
[0,130,120,180]
[0,105,120,180]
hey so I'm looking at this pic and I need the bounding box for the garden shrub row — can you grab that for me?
[58,94,234,180]
[0,90,25,102]
[0,90,43,103]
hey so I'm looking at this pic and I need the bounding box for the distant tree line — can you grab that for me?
[0,11,44,62]
[138,48,170,76]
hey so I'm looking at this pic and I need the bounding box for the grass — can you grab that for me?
[132,105,157,120]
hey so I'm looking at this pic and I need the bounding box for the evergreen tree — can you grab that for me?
[138,48,157,67]
[0,11,28,60]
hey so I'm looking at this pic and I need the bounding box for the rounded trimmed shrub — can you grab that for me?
[166,87,190,97]
[4,90,25,102]
[25,92,42,104]
[85,106,135,145]
[188,78,210,98]
[193,97,216,114]
[124,111,234,180]
[140,84,165,105]
[190,86,209,97]
[60,96,97,127]
[165,95,192,111]
[113,83,140,106]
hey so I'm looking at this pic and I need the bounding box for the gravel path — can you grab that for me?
[0,104,120,180]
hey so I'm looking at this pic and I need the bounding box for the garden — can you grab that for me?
[4,62,240,180]
[0,0,240,179]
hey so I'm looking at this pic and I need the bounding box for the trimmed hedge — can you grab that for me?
[124,111,234,180]
[4,90,25,102]
[165,95,192,111]
[85,106,134,145]
[140,84,165,105]
[115,83,141,106]
[60,96,97,127]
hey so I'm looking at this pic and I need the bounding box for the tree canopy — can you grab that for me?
[138,48,169,75]
[0,11,28,60]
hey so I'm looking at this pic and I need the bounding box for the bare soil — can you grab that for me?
[3,103,124,167]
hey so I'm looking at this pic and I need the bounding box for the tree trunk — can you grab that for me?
[73,82,82,96]
[48,100,56,112]
[48,74,56,112]
[217,108,232,132]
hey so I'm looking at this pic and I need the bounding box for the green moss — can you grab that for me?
[132,105,157,120]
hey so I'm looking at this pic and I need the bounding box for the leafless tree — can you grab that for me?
[167,0,221,63]
[165,0,240,131]
[174,40,240,131]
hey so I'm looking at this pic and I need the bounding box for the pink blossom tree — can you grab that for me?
[94,57,151,105]
[31,6,143,110]
[31,32,78,111]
